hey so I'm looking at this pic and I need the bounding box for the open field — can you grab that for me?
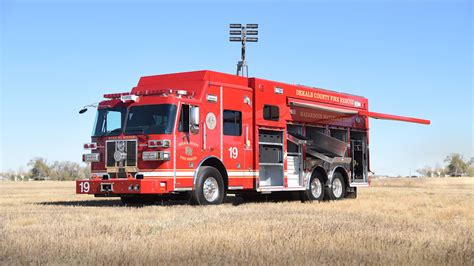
[0,178,473,265]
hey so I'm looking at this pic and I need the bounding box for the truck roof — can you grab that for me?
[135,70,366,101]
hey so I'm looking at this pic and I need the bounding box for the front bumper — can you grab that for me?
[76,178,173,195]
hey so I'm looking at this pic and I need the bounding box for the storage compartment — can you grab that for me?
[258,129,284,187]
[350,131,368,184]
[259,145,282,163]
[259,129,283,143]
[259,165,284,187]
[330,129,348,142]
[308,131,348,157]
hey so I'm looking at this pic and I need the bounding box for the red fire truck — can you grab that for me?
[77,70,429,205]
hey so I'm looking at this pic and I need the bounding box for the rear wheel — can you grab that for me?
[329,172,346,200]
[301,171,325,201]
[192,166,225,205]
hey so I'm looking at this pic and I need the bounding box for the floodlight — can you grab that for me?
[229,30,242,35]
[229,23,259,77]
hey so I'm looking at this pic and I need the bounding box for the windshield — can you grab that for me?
[92,107,126,136]
[124,104,177,135]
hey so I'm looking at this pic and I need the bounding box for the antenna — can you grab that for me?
[229,24,258,77]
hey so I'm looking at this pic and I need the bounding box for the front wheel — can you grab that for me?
[192,166,225,205]
[328,172,346,200]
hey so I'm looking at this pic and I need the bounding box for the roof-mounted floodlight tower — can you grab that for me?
[229,24,258,77]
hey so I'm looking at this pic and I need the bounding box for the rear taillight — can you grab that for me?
[83,143,97,150]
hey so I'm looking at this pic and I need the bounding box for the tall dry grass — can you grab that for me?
[0,178,473,265]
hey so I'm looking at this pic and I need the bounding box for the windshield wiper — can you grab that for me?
[124,127,146,134]
[108,128,122,133]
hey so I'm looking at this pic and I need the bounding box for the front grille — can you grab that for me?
[106,140,137,167]
[126,141,137,166]
[106,142,116,167]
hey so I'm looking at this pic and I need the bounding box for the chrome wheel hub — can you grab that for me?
[203,176,219,202]
[332,178,343,198]
[310,178,322,198]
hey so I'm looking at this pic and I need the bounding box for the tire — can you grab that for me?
[328,172,346,200]
[301,171,325,201]
[192,166,225,205]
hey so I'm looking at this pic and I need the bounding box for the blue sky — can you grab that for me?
[1,0,472,176]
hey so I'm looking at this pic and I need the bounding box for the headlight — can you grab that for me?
[142,151,170,161]
[83,153,100,162]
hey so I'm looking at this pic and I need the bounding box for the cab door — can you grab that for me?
[222,87,253,189]
[175,103,201,188]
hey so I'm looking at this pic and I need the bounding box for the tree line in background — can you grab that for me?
[417,153,474,177]
[0,153,472,181]
[0,157,90,181]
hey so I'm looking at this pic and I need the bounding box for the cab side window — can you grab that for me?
[178,104,190,133]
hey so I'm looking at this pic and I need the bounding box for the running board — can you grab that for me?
[257,186,306,192]
[350,182,369,187]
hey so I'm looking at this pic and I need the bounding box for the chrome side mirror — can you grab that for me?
[190,106,200,134]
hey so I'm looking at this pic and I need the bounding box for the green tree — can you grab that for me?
[50,161,89,181]
[27,157,50,180]
[468,157,474,177]
[444,153,468,176]
[416,166,433,177]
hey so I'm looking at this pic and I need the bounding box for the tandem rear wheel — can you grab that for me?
[192,166,225,205]
[301,171,325,201]
[328,172,346,200]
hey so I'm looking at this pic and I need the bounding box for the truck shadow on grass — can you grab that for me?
[37,193,318,208]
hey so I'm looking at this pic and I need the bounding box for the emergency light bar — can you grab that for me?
[120,94,139,102]
[103,92,130,99]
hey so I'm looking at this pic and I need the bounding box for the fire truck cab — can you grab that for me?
[77,70,429,205]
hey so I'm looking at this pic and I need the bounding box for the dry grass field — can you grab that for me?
[0,178,473,265]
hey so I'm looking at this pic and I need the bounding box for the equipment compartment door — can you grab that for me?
[286,124,304,187]
[221,86,253,189]
[350,131,368,186]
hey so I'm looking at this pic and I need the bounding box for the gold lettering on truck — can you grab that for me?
[296,89,355,106]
